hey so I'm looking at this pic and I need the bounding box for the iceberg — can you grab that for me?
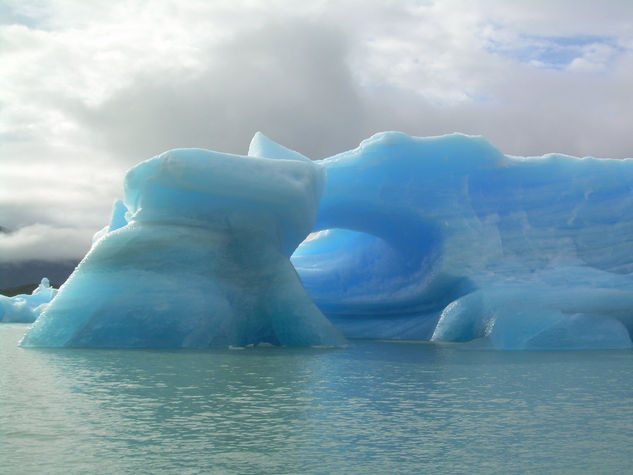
[0,278,58,323]
[20,131,633,350]
[291,132,633,349]
[21,136,346,348]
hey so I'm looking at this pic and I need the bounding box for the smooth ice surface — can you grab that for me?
[0,278,57,323]
[21,141,344,348]
[292,132,633,349]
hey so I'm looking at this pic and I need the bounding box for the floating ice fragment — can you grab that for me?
[1,278,58,323]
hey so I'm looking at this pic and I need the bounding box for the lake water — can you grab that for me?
[2,324,633,474]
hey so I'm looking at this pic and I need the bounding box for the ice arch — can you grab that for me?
[288,132,633,349]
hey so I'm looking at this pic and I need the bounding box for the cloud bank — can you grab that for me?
[0,224,96,262]
[1,0,633,264]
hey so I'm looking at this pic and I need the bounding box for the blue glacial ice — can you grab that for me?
[21,135,346,348]
[0,278,57,323]
[20,131,633,350]
[291,132,633,350]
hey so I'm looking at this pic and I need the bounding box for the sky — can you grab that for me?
[1,0,633,266]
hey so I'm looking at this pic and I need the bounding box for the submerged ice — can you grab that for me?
[20,131,633,350]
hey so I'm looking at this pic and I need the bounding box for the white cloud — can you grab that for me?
[568,43,619,72]
[1,0,633,264]
[0,224,94,262]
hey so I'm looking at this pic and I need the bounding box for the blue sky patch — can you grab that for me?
[487,33,619,70]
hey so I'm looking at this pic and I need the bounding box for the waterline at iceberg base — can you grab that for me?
[21,132,633,350]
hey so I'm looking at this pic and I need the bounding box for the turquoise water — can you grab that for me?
[2,324,633,474]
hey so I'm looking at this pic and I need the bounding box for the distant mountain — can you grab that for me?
[0,260,79,289]
[1,283,40,297]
